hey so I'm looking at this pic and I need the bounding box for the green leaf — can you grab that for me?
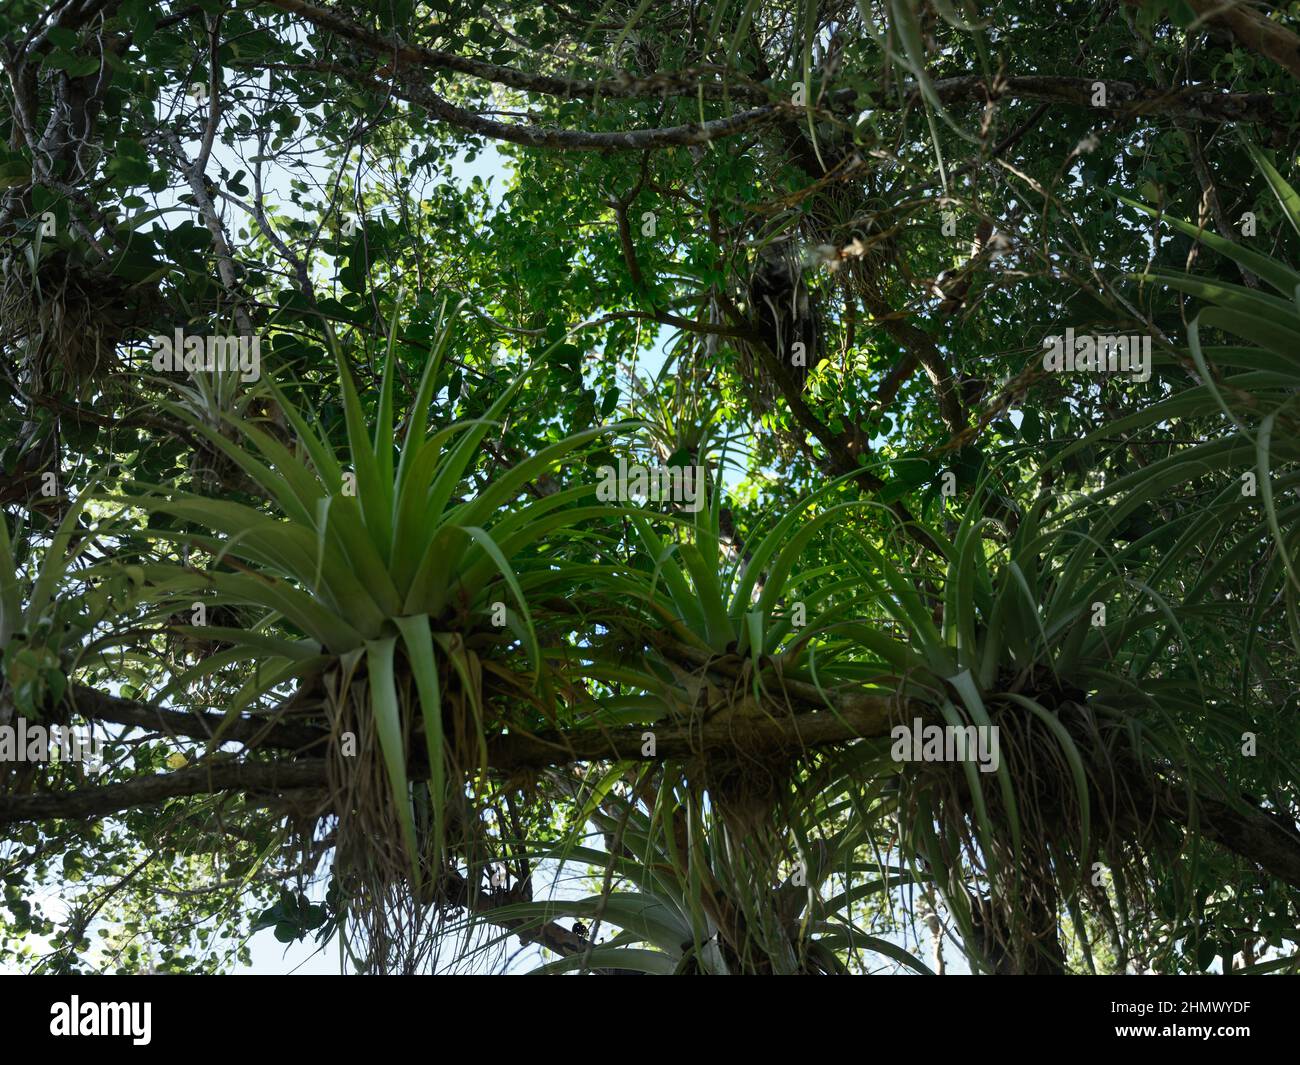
[367,636,421,883]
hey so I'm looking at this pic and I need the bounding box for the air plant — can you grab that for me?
[119,304,623,970]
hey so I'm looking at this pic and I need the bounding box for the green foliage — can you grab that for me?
[2,0,1299,977]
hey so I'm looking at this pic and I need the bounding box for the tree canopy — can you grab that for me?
[1,0,1299,975]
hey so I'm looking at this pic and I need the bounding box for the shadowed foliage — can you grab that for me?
[1,0,1299,976]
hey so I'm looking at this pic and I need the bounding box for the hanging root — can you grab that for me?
[0,251,139,398]
[679,672,834,972]
[897,680,1172,974]
[318,661,511,974]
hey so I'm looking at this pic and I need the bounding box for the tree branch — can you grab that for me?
[1185,0,1300,82]
[65,684,327,754]
[263,0,770,103]
[0,758,328,824]
[1,691,902,826]
[260,3,1283,123]
[16,682,1300,901]
[861,291,966,437]
[157,129,254,335]
[367,69,791,151]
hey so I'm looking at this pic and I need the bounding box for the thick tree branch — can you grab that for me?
[0,692,901,826]
[1185,0,1300,82]
[490,691,900,771]
[1130,778,1300,894]
[16,676,1300,902]
[9,708,1300,901]
[926,75,1278,123]
[65,684,327,754]
[0,758,328,824]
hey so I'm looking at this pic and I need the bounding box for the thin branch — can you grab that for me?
[194,13,221,175]
[263,0,771,103]
[259,3,1284,123]
[157,129,254,335]
[924,74,1279,123]
[368,69,792,151]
